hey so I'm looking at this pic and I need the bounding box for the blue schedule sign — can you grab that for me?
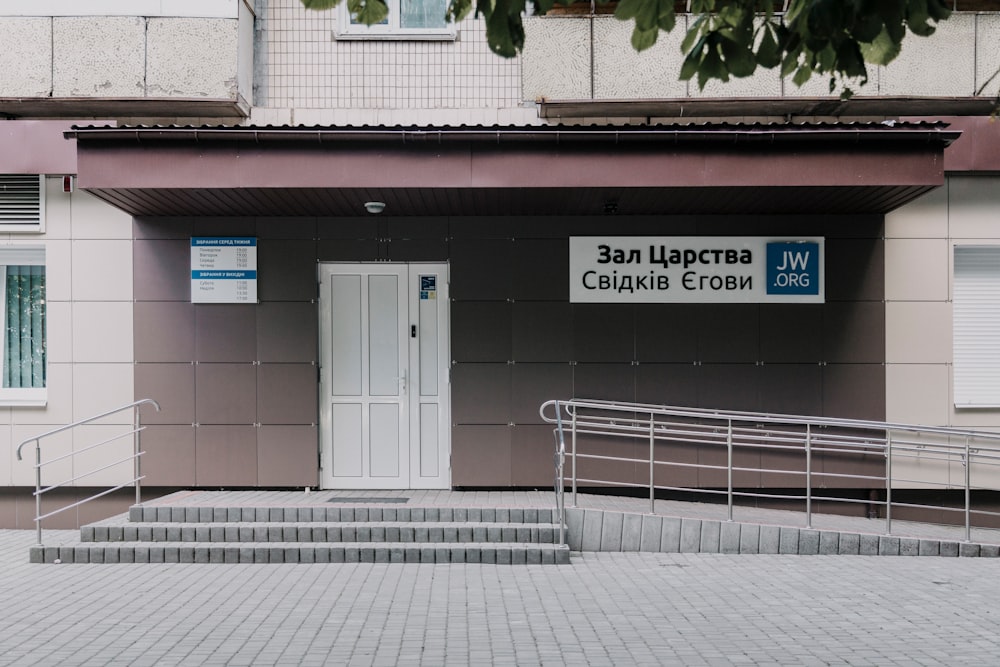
[191,237,258,303]
[766,242,820,296]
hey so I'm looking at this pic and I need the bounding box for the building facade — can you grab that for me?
[0,0,999,527]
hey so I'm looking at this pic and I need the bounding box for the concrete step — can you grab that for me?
[128,505,557,524]
[30,542,572,565]
[80,522,564,544]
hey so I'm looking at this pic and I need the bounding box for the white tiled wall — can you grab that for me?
[256,0,522,112]
[4,180,135,488]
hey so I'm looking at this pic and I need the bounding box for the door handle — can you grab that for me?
[398,369,407,395]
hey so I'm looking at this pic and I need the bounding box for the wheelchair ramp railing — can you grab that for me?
[540,398,1000,542]
[16,398,160,547]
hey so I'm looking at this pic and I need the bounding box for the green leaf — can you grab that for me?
[719,35,755,78]
[697,42,727,89]
[835,40,867,79]
[485,0,522,57]
[680,21,705,54]
[860,26,902,65]
[614,0,646,21]
[301,0,341,8]
[632,26,660,51]
[347,0,389,25]
[658,2,676,32]
[756,24,781,69]
[907,0,934,37]
[679,52,701,81]
[851,12,883,43]
[447,0,473,23]
[791,62,813,87]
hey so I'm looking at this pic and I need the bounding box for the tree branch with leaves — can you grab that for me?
[302,0,954,97]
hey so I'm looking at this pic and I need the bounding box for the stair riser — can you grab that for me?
[30,544,572,565]
[129,507,555,524]
[82,525,563,544]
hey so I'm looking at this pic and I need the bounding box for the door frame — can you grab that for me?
[317,262,450,490]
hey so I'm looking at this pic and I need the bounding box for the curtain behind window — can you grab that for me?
[4,265,45,389]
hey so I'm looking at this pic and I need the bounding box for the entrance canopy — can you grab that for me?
[67,122,959,217]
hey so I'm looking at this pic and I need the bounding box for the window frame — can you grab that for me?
[336,0,457,40]
[0,246,46,407]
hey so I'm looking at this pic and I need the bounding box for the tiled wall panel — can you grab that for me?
[134,214,885,489]
[257,0,522,110]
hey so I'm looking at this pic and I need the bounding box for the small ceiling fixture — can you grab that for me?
[364,201,386,214]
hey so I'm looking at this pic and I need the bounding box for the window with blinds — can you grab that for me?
[0,175,44,232]
[954,245,1000,408]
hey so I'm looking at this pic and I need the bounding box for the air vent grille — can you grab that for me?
[0,175,43,229]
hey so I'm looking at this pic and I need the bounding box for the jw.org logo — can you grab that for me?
[766,242,819,295]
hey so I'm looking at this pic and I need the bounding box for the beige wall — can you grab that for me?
[523,13,1000,104]
[885,174,1000,490]
[2,179,135,491]
[0,9,251,105]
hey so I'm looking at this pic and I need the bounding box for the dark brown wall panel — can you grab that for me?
[451,363,511,425]
[258,426,319,486]
[822,364,886,422]
[634,304,699,363]
[134,213,886,490]
[195,363,257,425]
[511,363,573,425]
[760,305,823,363]
[195,305,257,363]
[257,364,318,425]
[573,304,635,362]
[449,238,512,300]
[257,240,319,301]
[134,239,191,301]
[511,425,559,487]
[196,425,258,486]
[512,301,573,362]
[135,363,195,424]
[451,301,512,363]
[697,305,759,363]
[512,239,569,301]
[452,425,511,486]
[574,363,636,404]
[141,425,197,486]
[134,302,194,362]
[635,363,698,406]
[258,302,318,364]
[823,301,885,364]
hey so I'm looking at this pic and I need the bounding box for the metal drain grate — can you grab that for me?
[327,497,409,504]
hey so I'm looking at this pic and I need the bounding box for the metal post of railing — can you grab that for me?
[649,412,655,515]
[134,405,142,507]
[571,408,578,508]
[726,419,733,522]
[886,431,892,535]
[553,400,565,546]
[965,436,971,543]
[34,442,42,547]
[805,424,812,529]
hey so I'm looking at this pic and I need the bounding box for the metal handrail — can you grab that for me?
[16,398,160,546]
[540,398,1000,542]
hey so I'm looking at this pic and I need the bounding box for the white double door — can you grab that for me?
[319,263,450,489]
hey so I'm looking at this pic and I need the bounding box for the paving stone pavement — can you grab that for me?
[1,530,999,665]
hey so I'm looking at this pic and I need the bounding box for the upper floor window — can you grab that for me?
[337,0,456,40]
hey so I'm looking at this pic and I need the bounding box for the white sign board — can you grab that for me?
[191,237,258,303]
[570,237,824,303]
